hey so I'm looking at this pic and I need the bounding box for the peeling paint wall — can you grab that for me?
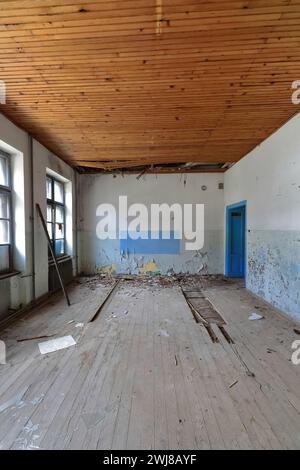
[225,112,300,320]
[78,173,224,275]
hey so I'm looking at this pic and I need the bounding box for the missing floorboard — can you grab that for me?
[205,325,219,343]
[218,325,234,344]
[182,288,226,326]
[181,287,234,344]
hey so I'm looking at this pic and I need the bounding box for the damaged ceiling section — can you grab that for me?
[78,161,234,174]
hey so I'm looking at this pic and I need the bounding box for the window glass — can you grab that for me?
[0,156,9,187]
[46,177,52,199]
[47,223,53,240]
[47,204,52,222]
[0,220,10,244]
[55,239,64,256]
[55,222,64,239]
[55,205,64,223]
[0,193,9,219]
[54,180,64,203]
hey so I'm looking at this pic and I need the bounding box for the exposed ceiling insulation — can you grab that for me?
[0,0,299,172]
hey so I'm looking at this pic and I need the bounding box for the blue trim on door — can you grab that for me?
[225,201,247,278]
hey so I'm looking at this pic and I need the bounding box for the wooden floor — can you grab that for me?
[0,276,300,450]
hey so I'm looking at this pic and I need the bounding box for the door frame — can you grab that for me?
[225,200,247,278]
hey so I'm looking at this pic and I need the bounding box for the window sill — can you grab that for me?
[0,270,20,281]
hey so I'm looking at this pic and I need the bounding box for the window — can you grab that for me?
[46,175,66,257]
[0,151,12,273]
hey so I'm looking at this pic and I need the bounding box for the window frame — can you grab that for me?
[46,175,66,258]
[0,150,13,274]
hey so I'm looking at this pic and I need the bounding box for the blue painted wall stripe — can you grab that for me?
[120,231,180,254]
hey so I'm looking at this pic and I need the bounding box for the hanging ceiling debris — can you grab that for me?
[77,162,231,174]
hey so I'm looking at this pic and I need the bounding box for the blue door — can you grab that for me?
[226,202,246,278]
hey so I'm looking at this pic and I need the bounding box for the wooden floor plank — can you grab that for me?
[0,276,299,450]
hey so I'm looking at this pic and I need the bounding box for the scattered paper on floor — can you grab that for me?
[38,335,76,355]
[248,312,264,321]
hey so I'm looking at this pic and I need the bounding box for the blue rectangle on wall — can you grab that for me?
[120,231,180,254]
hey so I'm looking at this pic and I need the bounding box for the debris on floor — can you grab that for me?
[229,379,239,389]
[14,420,40,450]
[38,335,76,355]
[89,280,120,322]
[248,312,264,321]
[0,386,29,414]
[158,329,170,337]
[30,394,45,406]
[17,334,56,342]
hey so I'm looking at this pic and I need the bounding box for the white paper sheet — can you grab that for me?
[38,335,76,355]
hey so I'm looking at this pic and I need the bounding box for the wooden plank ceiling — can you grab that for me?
[0,0,300,172]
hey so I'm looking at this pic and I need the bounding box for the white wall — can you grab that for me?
[224,112,300,319]
[78,173,224,275]
[33,141,77,299]
[0,113,77,320]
